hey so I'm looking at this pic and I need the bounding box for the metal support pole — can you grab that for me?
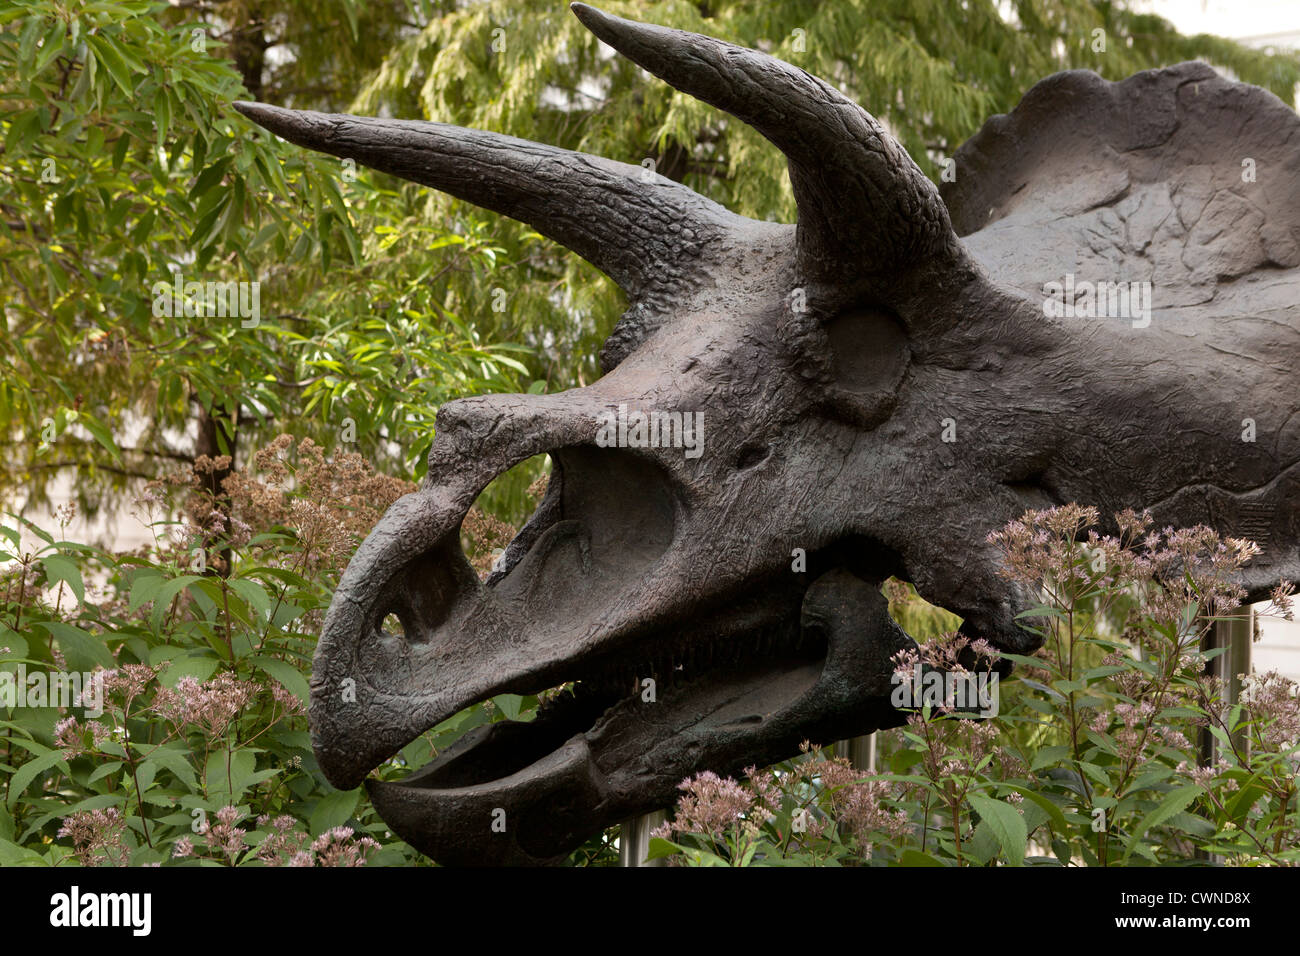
[832,735,878,856]
[1205,609,1253,760]
[1197,607,1252,863]
[618,810,666,867]
[835,734,877,772]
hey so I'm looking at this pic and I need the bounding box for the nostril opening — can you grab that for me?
[735,444,770,470]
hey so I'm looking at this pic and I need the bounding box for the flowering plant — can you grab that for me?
[0,437,535,866]
[649,506,1298,866]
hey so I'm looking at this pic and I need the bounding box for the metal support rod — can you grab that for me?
[1197,607,1252,863]
[832,735,878,856]
[1201,608,1253,764]
[835,734,877,772]
[618,810,666,867]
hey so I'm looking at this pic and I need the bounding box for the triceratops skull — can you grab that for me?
[235,4,1300,864]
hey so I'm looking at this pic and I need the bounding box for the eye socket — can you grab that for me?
[735,444,770,470]
[821,306,910,428]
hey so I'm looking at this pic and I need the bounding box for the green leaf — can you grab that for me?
[1005,786,1069,834]
[1167,810,1216,839]
[493,693,523,721]
[149,574,202,632]
[1030,745,1070,771]
[1130,764,1176,792]
[4,110,41,157]
[1226,775,1266,819]
[645,836,683,861]
[128,570,165,613]
[228,577,271,622]
[34,20,66,74]
[1051,838,1072,866]
[189,157,232,201]
[340,0,359,39]
[205,747,258,802]
[153,85,171,147]
[111,130,129,171]
[0,634,28,661]
[309,788,360,836]
[1078,761,1111,789]
[41,555,84,604]
[135,758,158,796]
[86,34,137,95]
[77,412,123,464]
[70,40,96,101]
[250,655,309,705]
[141,745,197,789]
[0,839,52,866]
[31,621,114,670]
[154,651,219,688]
[967,793,1027,867]
[18,16,43,69]
[87,761,126,785]
[8,748,68,809]
[1130,841,1160,864]
[1124,785,1202,861]
[967,819,1000,865]
[898,849,947,866]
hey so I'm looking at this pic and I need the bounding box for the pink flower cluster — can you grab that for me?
[150,672,256,736]
[987,506,1267,629]
[654,770,756,842]
[190,805,248,858]
[1240,670,1300,751]
[307,826,381,867]
[54,716,109,758]
[814,758,912,848]
[101,663,155,700]
[58,807,130,866]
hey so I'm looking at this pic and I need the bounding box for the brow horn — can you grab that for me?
[231,100,748,301]
[569,3,958,280]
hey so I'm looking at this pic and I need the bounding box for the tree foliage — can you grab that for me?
[0,0,533,526]
[653,509,1300,867]
[4,0,1297,525]
[354,0,1300,384]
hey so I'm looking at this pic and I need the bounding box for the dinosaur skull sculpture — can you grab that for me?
[234,4,1300,865]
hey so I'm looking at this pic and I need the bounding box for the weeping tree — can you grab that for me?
[2,0,1297,531]
[350,0,1300,384]
[0,0,532,532]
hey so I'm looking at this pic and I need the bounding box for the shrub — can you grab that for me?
[650,506,1298,866]
[0,436,531,866]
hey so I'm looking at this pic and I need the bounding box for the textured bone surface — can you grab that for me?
[234,4,1300,865]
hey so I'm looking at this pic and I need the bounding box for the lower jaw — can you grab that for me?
[367,626,909,865]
